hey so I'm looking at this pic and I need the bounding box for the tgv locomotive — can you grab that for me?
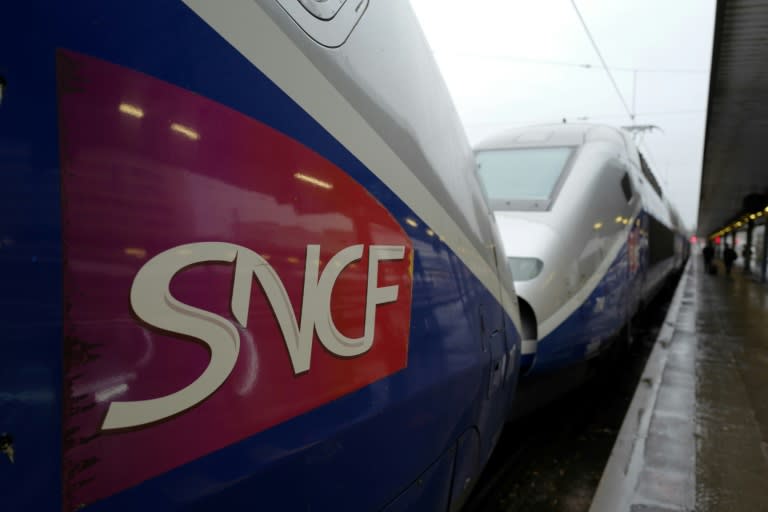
[1,1,522,511]
[475,124,687,379]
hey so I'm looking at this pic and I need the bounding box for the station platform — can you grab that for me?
[590,257,768,512]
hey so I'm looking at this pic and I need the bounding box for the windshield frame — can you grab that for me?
[474,145,580,212]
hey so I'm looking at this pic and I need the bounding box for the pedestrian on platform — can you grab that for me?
[723,244,737,276]
[703,242,715,273]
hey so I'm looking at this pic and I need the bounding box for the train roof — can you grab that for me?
[474,123,627,150]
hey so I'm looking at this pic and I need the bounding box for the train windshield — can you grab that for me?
[476,147,574,211]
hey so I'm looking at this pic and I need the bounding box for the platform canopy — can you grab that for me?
[698,0,768,238]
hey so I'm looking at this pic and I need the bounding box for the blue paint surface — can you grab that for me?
[530,240,630,374]
[0,5,63,511]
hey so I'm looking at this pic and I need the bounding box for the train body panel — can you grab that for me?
[475,123,687,376]
[0,2,520,510]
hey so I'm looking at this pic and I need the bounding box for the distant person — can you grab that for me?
[703,242,715,273]
[742,245,752,269]
[723,244,737,276]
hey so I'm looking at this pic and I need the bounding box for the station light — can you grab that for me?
[119,103,144,118]
[170,122,200,140]
[294,172,333,190]
[124,247,147,259]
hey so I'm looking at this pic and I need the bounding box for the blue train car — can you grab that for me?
[0,2,522,510]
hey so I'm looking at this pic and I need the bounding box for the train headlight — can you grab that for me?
[508,257,543,282]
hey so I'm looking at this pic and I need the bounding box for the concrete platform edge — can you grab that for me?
[588,260,693,512]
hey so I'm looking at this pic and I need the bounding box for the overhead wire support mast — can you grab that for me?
[570,0,635,121]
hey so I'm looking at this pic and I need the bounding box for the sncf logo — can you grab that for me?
[101,242,407,431]
[59,50,414,507]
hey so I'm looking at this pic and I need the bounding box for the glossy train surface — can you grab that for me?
[0,2,522,510]
[475,124,687,375]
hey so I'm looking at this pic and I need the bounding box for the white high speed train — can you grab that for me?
[475,123,688,381]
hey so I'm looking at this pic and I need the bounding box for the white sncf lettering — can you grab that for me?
[101,242,405,431]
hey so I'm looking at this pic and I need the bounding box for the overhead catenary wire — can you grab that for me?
[569,0,635,121]
[431,51,707,75]
[467,110,705,128]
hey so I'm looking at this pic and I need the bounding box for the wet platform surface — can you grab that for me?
[592,258,768,511]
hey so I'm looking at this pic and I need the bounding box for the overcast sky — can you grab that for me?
[410,0,716,231]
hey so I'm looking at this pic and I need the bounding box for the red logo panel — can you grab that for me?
[58,50,412,509]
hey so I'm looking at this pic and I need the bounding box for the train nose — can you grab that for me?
[494,215,558,369]
[494,215,557,283]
